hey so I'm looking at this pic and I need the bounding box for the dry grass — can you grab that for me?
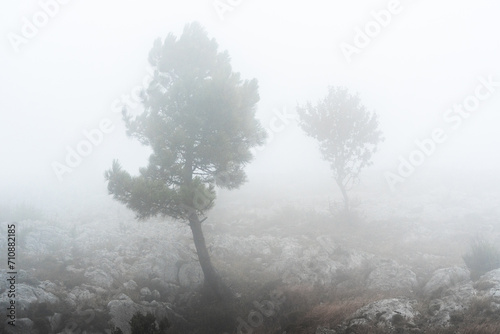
[464,296,500,320]
[176,200,499,333]
[302,298,367,327]
[245,284,395,334]
[459,323,500,334]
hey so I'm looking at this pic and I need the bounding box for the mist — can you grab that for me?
[1,1,500,333]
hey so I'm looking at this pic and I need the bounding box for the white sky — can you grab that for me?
[1,0,499,205]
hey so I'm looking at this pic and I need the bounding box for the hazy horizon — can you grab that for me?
[1,0,500,213]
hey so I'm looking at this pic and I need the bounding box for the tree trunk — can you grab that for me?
[188,214,233,301]
[337,180,349,213]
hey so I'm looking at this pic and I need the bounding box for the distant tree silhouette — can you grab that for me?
[297,86,383,212]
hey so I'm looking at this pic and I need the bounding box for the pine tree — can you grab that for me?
[105,22,266,300]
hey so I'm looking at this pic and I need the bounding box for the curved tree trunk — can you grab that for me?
[188,214,233,301]
[337,180,350,213]
[183,151,232,300]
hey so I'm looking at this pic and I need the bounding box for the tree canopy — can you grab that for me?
[106,22,266,221]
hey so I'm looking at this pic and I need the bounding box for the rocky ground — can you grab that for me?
[0,186,499,333]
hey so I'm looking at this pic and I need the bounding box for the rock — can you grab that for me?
[107,294,172,334]
[67,285,105,307]
[0,269,7,291]
[366,259,417,291]
[97,258,121,279]
[0,270,39,290]
[270,244,370,286]
[38,280,59,294]
[4,318,34,334]
[475,268,500,301]
[474,268,500,313]
[124,279,138,291]
[32,285,60,305]
[108,294,144,334]
[316,326,337,333]
[423,266,470,298]
[128,249,184,285]
[427,282,476,327]
[66,265,84,274]
[345,298,419,332]
[152,289,161,300]
[278,256,339,286]
[84,268,114,289]
[337,249,374,271]
[16,270,40,286]
[50,313,63,333]
[177,262,203,288]
[151,280,178,303]
[20,221,71,255]
[0,284,59,312]
[140,287,152,298]
[62,296,77,309]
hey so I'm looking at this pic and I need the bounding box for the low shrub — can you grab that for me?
[113,311,170,334]
[462,238,500,280]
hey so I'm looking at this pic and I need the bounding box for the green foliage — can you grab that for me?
[105,22,265,221]
[463,238,500,279]
[128,312,170,334]
[111,327,124,334]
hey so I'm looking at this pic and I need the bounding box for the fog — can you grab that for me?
[1,1,500,333]
[2,0,499,202]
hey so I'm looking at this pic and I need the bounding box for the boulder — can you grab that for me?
[475,268,500,301]
[108,294,144,334]
[177,262,203,288]
[124,279,138,292]
[140,287,151,298]
[152,289,161,300]
[84,268,114,289]
[366,259,417,291]
[107,294,173,334]
[427,282,476,327]
[4,318,34,334]
[0,284,59,312]
[344,298,419,332]
[423,266,470,298]
[0,270,39,290]
[474,268,500,313]
[67,285,105,307]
